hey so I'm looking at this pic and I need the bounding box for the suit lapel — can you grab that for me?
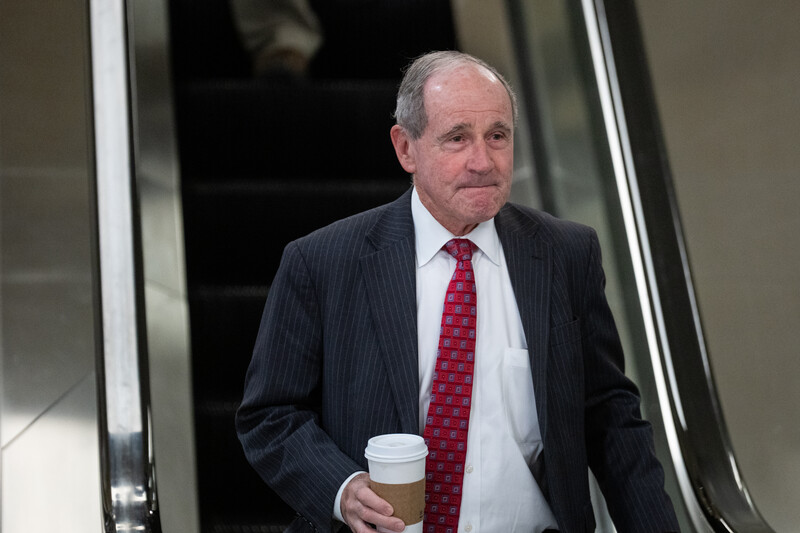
[496,206,552,442]
[360,190,420,434]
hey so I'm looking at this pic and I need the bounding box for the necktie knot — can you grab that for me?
[445,239,473,262]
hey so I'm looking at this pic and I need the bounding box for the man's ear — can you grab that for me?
[390,125,417,174]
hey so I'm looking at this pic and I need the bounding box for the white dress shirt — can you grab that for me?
[335,189,557,532]
[411,189,557,533]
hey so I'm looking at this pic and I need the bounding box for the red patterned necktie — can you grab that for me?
[423,238,476,533]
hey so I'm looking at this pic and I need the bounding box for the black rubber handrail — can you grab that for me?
[590,0,774,531]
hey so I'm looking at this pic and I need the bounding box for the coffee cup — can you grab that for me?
[364,433,428,533]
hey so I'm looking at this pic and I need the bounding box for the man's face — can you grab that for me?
[391,64,514,235]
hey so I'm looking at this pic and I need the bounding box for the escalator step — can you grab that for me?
[195,400,294,529]
[176,79,404,181]
[309,0,457,79]
[188,285,269,403]
[209,524,286,533]
[182,178,410,286]
[168,0,249,81]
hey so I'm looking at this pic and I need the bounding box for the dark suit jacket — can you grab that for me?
[237,189,679,533]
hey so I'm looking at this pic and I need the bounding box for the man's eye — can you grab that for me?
[450,135,464,142]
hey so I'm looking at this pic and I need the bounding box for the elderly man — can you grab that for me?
[237,50,679,533]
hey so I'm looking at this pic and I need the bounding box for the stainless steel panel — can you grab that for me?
[2,374,102,533]
[1,0,98,474]
[145,285,199,533]
[139,178,187,297]
[1,0,102,530]
[130,0,199,528]
[1,173,95,446]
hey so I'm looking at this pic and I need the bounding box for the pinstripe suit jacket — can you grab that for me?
[237,189,679,533]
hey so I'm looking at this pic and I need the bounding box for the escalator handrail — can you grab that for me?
[585,0,774,531]
[89,0,162,531]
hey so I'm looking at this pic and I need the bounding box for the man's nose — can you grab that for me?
[466,141,494,174]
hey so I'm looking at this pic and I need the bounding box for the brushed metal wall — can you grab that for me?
[0,0,102,530]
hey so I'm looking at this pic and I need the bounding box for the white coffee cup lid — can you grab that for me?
[364,433,428,463]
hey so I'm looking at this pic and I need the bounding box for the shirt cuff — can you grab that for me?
[333,470,367,523]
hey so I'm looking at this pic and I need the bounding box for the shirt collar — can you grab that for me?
[411,187,502,267]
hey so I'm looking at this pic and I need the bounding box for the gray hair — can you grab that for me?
[394,50,518,139]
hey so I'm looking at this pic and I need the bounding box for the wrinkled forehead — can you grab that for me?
[423,64,513,121]
[425,62,501,95]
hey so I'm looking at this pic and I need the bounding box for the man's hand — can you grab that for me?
[341,472,406,532]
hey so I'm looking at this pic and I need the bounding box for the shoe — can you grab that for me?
[253,48,310,79]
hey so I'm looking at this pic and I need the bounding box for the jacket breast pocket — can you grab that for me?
[550,318,581,347]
